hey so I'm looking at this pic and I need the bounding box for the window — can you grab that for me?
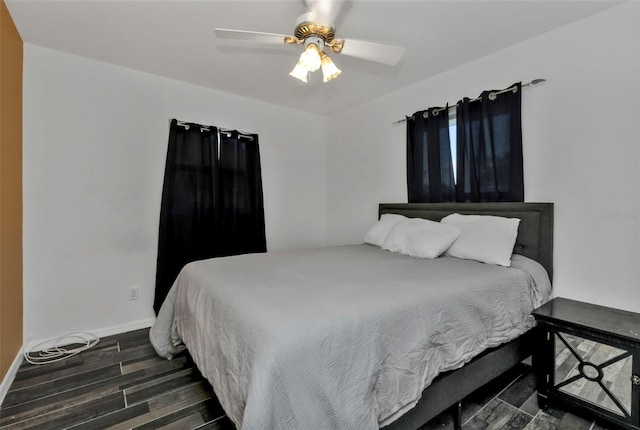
[447,109,457,184]
[407,83,523,203]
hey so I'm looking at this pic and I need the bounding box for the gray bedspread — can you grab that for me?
[150,244,551,430]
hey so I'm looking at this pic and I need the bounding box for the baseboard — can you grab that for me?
[90,317,156,340]
[0,344,25,407]
[25,317,156,352]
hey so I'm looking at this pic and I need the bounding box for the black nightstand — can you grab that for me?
[533,297,640,430]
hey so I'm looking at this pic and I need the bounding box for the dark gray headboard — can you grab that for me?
[379,202,554,282]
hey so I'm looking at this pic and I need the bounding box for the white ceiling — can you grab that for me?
[6,0,624,115]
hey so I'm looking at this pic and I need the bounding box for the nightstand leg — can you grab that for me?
[537,393,548,409]
[532,326,550,410]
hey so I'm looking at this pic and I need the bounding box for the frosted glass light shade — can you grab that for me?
[289,61,308,83]
[321,54,341,82]
[299,43,321,72]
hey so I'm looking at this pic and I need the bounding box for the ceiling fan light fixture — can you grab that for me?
[216,5,406,86]
[321,52,341,82]
[299,42,322,72]
[289,60,309,83]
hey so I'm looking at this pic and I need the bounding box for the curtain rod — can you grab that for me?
[170,119,255,141]
[391,79,546,125]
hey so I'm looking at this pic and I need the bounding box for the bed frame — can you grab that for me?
[379,202,554,430]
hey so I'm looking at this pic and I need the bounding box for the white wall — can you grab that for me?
[23,45,328,342]
[326,2,640,313]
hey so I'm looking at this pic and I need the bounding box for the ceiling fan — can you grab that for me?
[214,0,405,83]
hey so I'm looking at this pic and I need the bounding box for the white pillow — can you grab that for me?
[382,218,461,259]
[441,213,520,267]
[364,214,407,247]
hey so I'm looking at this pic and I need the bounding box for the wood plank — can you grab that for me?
[0,359,191,427]
[101,328,151,345]
[0,392,125,430]
[65,403,150,430]
[119,335,154,351]
[104,383,217,430]
[2,364,122,408]
[132,398,224,430]
[147,381,213,411]
[122,355,187,375]
[0,382,121,427]
[123,368,193,395]
[11,344,157,391]
[157,413,205,430]
[125,370,201,405]
[194,415,236,430]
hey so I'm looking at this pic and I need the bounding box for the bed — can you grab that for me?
[150,202,554,430]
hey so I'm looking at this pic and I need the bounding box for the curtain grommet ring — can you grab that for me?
[488,92,497,101]
[513,87,518,93]
[433,110,439,116]
[423,111,429,119]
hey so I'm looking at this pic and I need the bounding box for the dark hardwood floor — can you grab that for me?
[0,328,618,430]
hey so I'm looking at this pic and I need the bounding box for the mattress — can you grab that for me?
[150,244,551,430]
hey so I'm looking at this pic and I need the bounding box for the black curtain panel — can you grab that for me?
[406,107,456,203]
[154,120,266,313]
[455,83,524,202]
[216,130,267,257]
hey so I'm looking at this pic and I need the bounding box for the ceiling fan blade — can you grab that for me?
[305,0,345,27]
[214,29,298,45]
[338,38,405,65]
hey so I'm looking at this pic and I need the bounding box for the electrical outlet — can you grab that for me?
[128,286,139,301]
